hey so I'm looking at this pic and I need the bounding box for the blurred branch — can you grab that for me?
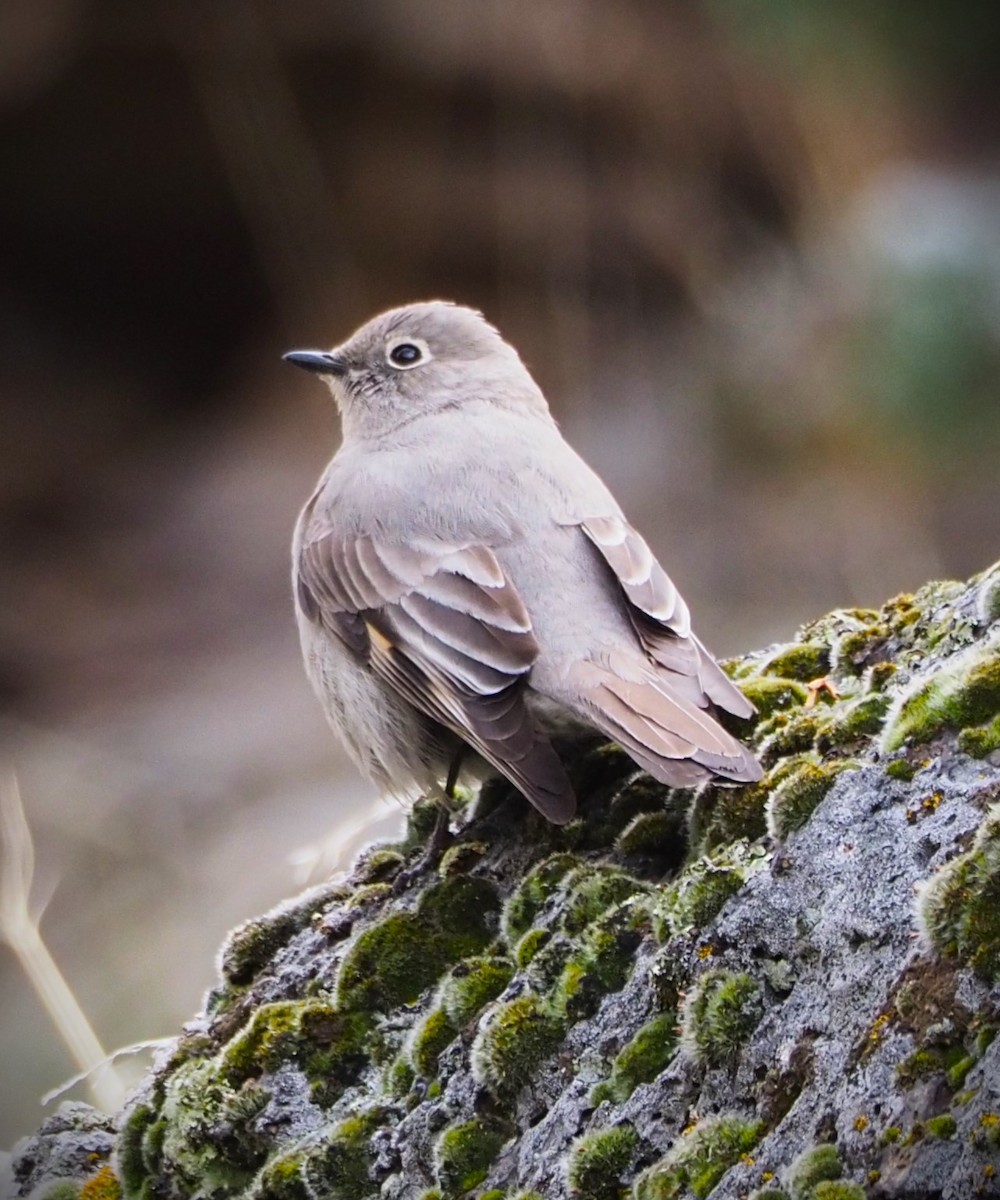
[0,773,127,1115]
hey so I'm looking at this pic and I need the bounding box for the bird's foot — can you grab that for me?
[391,792,455,894]
[805,677,841,707]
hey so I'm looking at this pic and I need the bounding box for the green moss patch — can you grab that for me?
[882,642,1000,751]
[762,642,832,682]
[591,1013,679,1105]
[434,1118,505,1195]
[917,806,1000,981]
[633,1115,764,1199]
[471,994,566,1100]
[766,757,853,840]
[566,1125,638,1200]
[440,955,515,1027]
[681,970,763,1068]
[502,854,580,942]
[337,877,500,1015]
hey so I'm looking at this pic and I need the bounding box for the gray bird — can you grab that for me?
[285,301,761,826]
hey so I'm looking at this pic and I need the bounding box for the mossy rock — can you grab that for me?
[680,970,763,1068]
[633,1115,765,1199]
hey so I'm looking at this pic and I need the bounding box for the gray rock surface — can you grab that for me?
[9,565,1000,1200]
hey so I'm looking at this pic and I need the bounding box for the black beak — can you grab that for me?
[282,350,349,376]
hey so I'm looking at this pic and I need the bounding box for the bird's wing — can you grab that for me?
[296,531,576,823]
[579,515,756,721]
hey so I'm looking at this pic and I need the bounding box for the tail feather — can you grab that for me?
[571,660,763,788]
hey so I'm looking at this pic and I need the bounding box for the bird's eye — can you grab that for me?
[389,343,421,366]
[386,337,431,369]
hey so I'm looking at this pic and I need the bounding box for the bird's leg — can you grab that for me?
[444,746,466,802]
[392,749,465,893]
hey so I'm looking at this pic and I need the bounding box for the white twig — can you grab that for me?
[0,773,128,1113]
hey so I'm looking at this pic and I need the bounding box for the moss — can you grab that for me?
[152,1059,265,1194]
[748,1190,790,1200]
[917,806,1000,981]
[515,928,550,969]
[591,1013,678,1104]
[523,933,574,992]
[566,773,685,854]
[766,758,852,840]
[657,859,745,937]
[502,853,581,941]
[566,1125,638,1200]
[438,841,487,876]
[305,1109,385,1200]
[882,644,1000,751]
[787,1144,841,1199]
[471,994,566,1099]
[254,1153,310,1200]
[834,623,891,673]
[386,1055,415,1097]
[220,884,344,985]
[79,1173,121,1200]
[879,1126,901,1145]
[958,714,1000,758]
[336,880,500,1017]
[560,866,649,934]
[353,847,405,883]
[817,693,890,749]
[336,913,449,1013]
[946,1054,976,1088]
[896,1039,970,1087]
[434,1118,505,1195]
[690,778,769,852]
[405,795,444,846]
[345,883,392,909]
[885,758,919,782]
[441,955,515,1026]
[118,1104,156,1197]
[633,1115,764,1200]
[551,900,647,1022]
[977,564,1000,625]
[681,970,763,1069]
[757,710,824,761]
[737,677,810,720]
[220,1000,368,1099]
[762,641,832,682]
[416,876,502,958]
[866,661,898,692]
[37,1185,83,1200]
[479,1193,505,1200]
[811,1185,866,1200]
[924,1113,957,1139]
[409,1007,458,1078]
[616,810,683,855]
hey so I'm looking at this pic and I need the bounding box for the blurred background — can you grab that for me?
[2,0,999,1148]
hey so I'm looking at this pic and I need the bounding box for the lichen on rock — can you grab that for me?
[9,561,1000,1200]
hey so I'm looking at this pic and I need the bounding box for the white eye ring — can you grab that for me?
[386,336,432,370]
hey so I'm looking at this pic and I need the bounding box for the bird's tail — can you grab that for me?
[569,657,762,789]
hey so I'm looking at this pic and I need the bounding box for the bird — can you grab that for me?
[285,301,761,829]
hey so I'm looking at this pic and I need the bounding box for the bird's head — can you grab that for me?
[284,301,549,440]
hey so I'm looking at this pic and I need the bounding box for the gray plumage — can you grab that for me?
[286,301,762,825]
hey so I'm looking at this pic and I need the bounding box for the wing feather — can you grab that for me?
[297,531,576,822]
[581,515,755,723]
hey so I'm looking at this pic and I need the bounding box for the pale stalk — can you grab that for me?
[0,775,127,1113]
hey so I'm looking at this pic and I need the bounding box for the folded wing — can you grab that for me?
[577,515,762,785]
[297,531,577,823]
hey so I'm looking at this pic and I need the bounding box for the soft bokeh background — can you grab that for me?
[2,0,999,1147]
